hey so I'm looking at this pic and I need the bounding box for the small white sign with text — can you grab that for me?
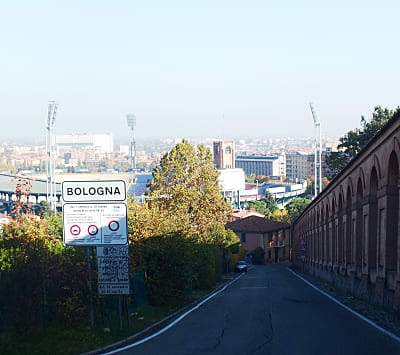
[63,202,128,246]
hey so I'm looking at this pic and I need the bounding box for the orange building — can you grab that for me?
[226,215,291,264]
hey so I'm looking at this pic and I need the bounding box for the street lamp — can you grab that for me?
[127,114,136,170]
[255,180,259,200]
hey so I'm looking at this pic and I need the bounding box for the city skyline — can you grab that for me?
[1,1,399,142]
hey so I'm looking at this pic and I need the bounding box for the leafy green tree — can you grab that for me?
[264,191,278,214]
[147,139,231,234]
[37,200,52,217]
[326,106,400,177]
[286,198,311,220]
[270,208,290,223]
[246,191,278,216]
[246,200,269,216]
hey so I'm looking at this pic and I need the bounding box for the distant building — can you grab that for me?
[225,215,291,264]
[235,155,283,177]
[286,151,332,181]
[285,152,311,181]
[213,141,235,169]
[56,133,114,153]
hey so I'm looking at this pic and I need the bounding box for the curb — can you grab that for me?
[81,273,242,355]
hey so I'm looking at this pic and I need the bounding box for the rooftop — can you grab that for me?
[225,215,290,233]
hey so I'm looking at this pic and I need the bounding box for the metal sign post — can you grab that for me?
[61,180,130,328]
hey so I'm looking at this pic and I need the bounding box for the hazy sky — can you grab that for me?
[1,1,399,143]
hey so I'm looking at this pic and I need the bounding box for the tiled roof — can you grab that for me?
[225,215,290,233]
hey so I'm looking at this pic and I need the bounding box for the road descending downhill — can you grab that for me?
[106,264,400,355]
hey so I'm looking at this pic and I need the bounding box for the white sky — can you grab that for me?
[1,1,399,143]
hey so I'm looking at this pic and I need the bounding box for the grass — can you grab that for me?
[0,288,220,355]
[0,304,181,355]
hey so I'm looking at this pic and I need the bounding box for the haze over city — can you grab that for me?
[1,1,399,143]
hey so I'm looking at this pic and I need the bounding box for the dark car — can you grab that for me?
[234,260,247,272]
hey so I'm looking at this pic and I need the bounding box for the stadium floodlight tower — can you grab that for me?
[46,101,58,212]
[309,102,322,198]
[127,114,136,170]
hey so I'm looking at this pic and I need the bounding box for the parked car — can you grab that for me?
[234,260,247,272]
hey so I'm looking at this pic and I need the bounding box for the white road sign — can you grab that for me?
[97,245,130,295]
[62,180,126,202]
[63,202,128,246]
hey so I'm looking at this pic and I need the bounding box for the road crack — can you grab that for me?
[245,311,274,355]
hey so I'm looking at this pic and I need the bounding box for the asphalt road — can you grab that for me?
[108,264,400,355]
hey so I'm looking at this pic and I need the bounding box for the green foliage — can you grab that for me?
[46,213,63,237]
[37,201,53,217]
[245,173,256,183]
[264,191,278,213]
[147,139,232,234]
[129,232,224,305]
[201,223,240,247]
[326,106,400,177]
[0,216,60,334]
[270,209,290,223]
[246,192,278,216]
[250,247,265,265]
[127,195,242,306]
[0,216,92,334]
[285,198,311,220]
[246,200,269,216]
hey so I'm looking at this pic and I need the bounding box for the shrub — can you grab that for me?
[250,247,265,265]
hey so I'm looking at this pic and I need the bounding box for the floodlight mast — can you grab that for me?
[46,101,58,211]
[127,114,136,170]
[309,102,322,197]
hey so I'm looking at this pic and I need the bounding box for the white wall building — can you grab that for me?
[56,133,114,153]
[218,168,245,192]
[285,152,312,181]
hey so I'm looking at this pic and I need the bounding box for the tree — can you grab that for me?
[270,209,290,223]
[326,106,400,177]
[37,200,52,217]
[246,200,269,216]
[264,191,278,214]
[147,139,232,234]
[246,191,278,216]
[285,198,311,220]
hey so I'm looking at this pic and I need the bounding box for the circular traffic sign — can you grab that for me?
[108,220,120,231]
[88,225,98,236]
[70,225,81,236]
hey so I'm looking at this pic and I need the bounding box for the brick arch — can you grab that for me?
[355,177,363,268]
[345,185,353,265]
[338,192,344,265]
[346,177,354,199]
[385,150,399,271]
[373,153,383,180]
[392,135,400,154]
[331,195,337,264]
[368,166,378,273]
[325,202,330,264]
[316,207,320,262]
[357,167,366,195]
[330,192,337,217]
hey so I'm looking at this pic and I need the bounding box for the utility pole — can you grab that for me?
[309,102,322,197]
[127,114,136,170]
[46,101,58,212]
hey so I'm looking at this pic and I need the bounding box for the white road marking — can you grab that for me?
[287,267,400,343]
[102,273,245,354]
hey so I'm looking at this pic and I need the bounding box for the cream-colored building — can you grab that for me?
[56,133,114,153]
[285,152,312,180]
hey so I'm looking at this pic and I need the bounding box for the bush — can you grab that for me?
[0,216,93,334]
[250,247,265,265]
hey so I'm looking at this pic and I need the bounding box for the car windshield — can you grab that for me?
[238,261,246,265]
